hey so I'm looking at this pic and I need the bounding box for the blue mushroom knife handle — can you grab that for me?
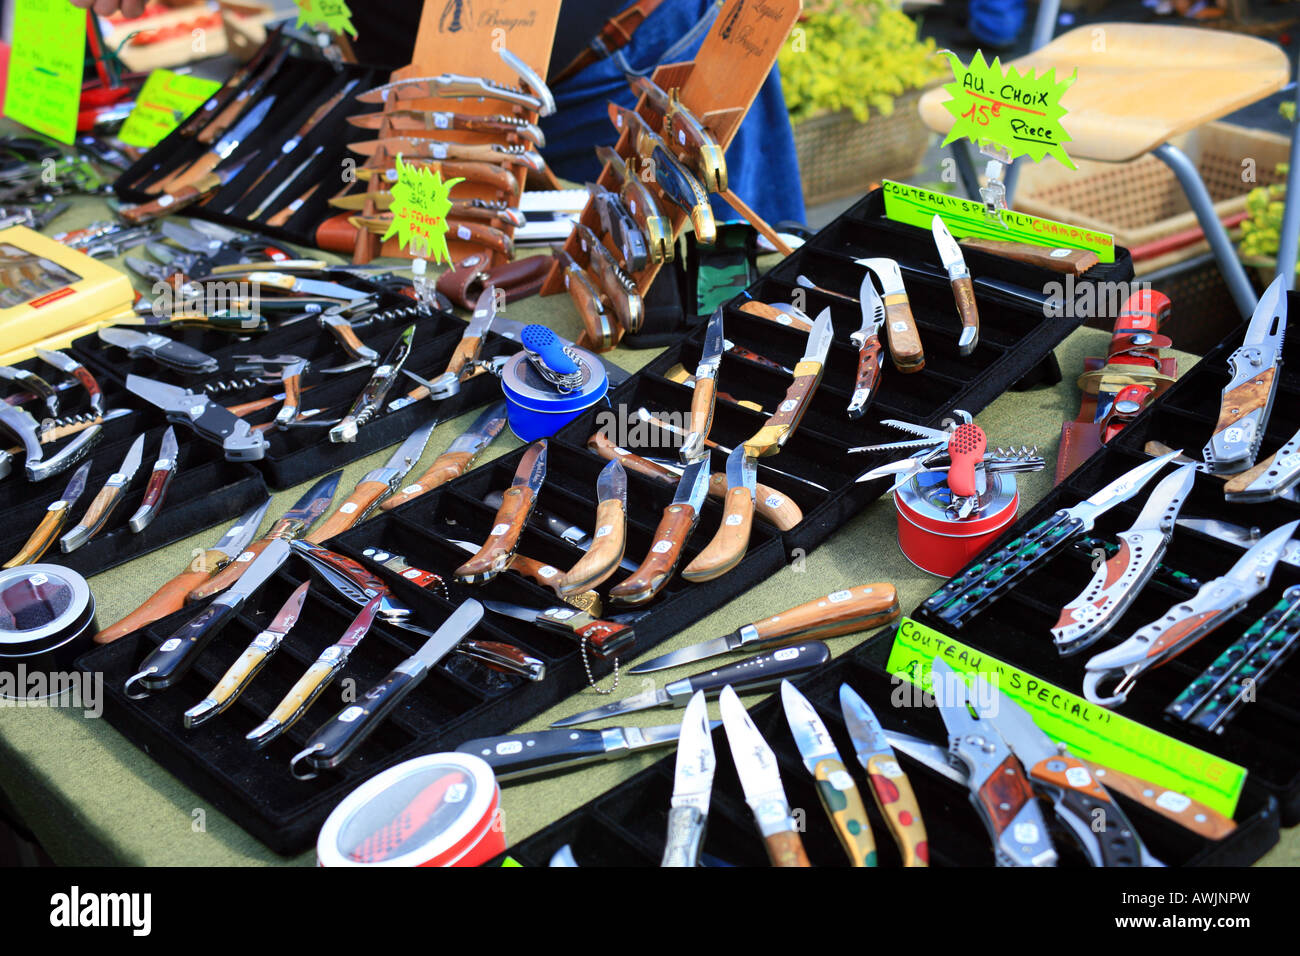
[662,806,707,867]
[457,728,611,779]
[125,599,242,698]
[1023,755,1158,867]
[921,511,1082,627]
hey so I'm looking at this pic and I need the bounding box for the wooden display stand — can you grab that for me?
[540,0,801,352]
[351,0,562,266]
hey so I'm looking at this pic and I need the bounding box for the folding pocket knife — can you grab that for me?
[331,324,416,443]
[127,374,269,461]
[609,104,716,245]
[455,440,547,584]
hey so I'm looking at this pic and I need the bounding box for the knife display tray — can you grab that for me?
[112,35,389,251]
[491,644,1280,866]
[902,294,1300,825]
[0,354,266,577]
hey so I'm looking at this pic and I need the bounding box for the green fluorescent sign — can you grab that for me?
[119,71,223,149]
[295,0,358,37]
[381,155,464,264]
[3,0,87,145]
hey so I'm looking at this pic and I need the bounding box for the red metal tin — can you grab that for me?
[895,471,1019,577]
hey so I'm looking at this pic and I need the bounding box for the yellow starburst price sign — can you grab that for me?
[940,50,1077,169]
[381,155,464,264]
[295,0,357,37]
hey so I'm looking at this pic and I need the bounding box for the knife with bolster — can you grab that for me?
[680,308,723,462]
[59,435,145,553]
[481,599,636,661]
[741,308,833,459]
[848,272,886,419]
[857,258,924,373]
[661,690,716,867]
[629,76,728,194]
[183,581,310,728]
[126,375,270,462]
[307,421,436,543]
[390,291,494,410]
[721,684,810,867]
[572,222,643,334]
[558,460,627,595]
[682,447,754,583]
[1084,519,1300,706]
[589,181,650,273]
[99,329,218,376]
[552,642,831,728]
[1204,275,1286,474]
[356,159,520,196]
[186,471,340,602]
[932,214,979,355]
[478,493,636,574]
[349,137,543,172]
[1224,426,1300,502]
[383,403,506,510]
[609,457,710,605]
[1052,462,1197,655]
[4,462,91,567]
[127,427,179,533]
[119,159,255,225]
[93,499,270,643]
[959,238,1099,273]
[455,441,547,584]
[290,600,486,779]
[596,146,672,265]
[840,685,929,866]
[555,249,620,351]
[124,538,293,698]
[609,105,716,245]
[738,300,814,331]
[331,324,416,443]
[632,583,899,673]
[782,680,878,866]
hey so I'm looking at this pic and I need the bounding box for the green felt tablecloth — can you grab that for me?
[0,195,1292,866]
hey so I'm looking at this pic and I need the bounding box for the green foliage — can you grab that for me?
[1238,164,1299,273]
[779,0,948,125]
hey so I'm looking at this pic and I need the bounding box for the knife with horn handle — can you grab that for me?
[183,581,310,728]
[932,214,979,355]
[742,308,833,459]
[455,441,547,584]
[958,238,1099,274]
[596,146,672,265]
[609,105,716,245]
[556,250,620,351]
[683,448,754,584]
[559,460,628,595]
[610,458,710,606]
[858,258,924,373]
[347,109,545,146]
[127,427,179,534]
[680,308,723,462]
[572,222,643,334]
[3,461,91,568]
[631,583,900,673]
[59,435,145,553]
[738,300,814,331]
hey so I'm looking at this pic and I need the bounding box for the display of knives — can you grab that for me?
[195,43,290,146]
[99,329,218,376]
[455,719,711,782]
[931,214,979,356]
[921,451,1181,628]
[589,180,650,273]
[127,374,270,462]
[119,158,256,226]
[1176,516,1300,568]
[858,258,924,373]
[680,308,723,462]
[307,420,436,544]
[609,104,716,244]
[455,440,547,584]
[661,690,715,867]
[1084,518,1300,706]
[93,499,271,644]
[238,80,358,202]
[58,435,144,553]
[347,109,545,146]
[186,471,341,603]
[155,95,277,194]
[480,598,636,661]
[124,538,294,698]
[1203,275,1286,474]
[1051,462,1198,655]
[357,73,546,112]
[558,460,628,595]
[739,299,815,332]
[596,146,671,265]
[781,680,877,866]
[382,403,506,512]
[350,137,544,172]
[839,684,929,866]
[609,457,709,605]
[572,222,643,334]
[3,461,91,567]
[741,308,833,459]
[126,427,179,534]
[682,447,754,584]
[556,249,619,351]
[720,684,809,867]
[290,600,486,779]
[183,581,310,728]
[331,324,416,443]
[629,76,727,194]
[848,271,886,419]
[552,642,831,728]
[631,583,899,673]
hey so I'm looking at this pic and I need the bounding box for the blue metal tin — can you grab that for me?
[500,346,609,441]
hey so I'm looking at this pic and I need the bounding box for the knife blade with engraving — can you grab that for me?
[596,146,672,265]
[383,403,507,511]
[631,583,899,673]
[682,447,754,584]
[124,538,294,698]
[552,642,831,728]
[346,108,545,146]
[126,374,270,462]
[609,457,709,606]
[858,258,924,373]
[1052,462,1198,655]
[609,104,716,245]
[331,324,416,443]
[661,690,715,867]
[572,222,643,334]
[557,460,628,595]
[290,600,486,779]
[839,684,929,866]
[742,308,833,459]
[556,249,620,352]
[629,76,727,194]
[848,271,886,420]
[782,680,877,866]
[1203,275,1286,474]
[58,435,145,553]
[183,581,310,728]
[589,181,650,273]
[1084,518,1300,706]
[99,329,218,376]
[680,308,723,463]
[720,684,810,867]
[455,440,547,584]
[127,427,179,534]
[932,214,979,356]
[3,461,91,567]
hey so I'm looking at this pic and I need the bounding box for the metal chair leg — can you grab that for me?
[1275,51,1300,287]
[1153,142,1259,318]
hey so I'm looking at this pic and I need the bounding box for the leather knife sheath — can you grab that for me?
[437,255,550,309]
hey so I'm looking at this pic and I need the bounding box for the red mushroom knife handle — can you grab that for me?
[946,423,986,498]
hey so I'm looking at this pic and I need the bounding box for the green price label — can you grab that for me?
[295,0,357,37]
[940,49,1077,169]
[3,0,87,145]
[885,617,1246,817]
[118,70,223,149]
[381,155,464,264]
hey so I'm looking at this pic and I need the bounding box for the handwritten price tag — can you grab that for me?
[3,0,87,145]
[381,154,464,264]
[294,0,357,37]
[118,70,222,149]
[940,50,1077,169]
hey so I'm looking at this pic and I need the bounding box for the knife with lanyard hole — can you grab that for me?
[609,457,709,606]
[383,402,506,511]
[662,690,715,867]
[4,461,91,567]
[682,447,754,583]
[127,426,179,533]
[680,307,722,463]
[331,324,416,443]
[455,440,547,584]
[1084,518,1300,706]
[59,435,145,553]
[558,459,627,595]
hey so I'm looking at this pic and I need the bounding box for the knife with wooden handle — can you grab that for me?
[738,300,814,331]
[557,249,619,351]
[560,460,627,595]
[858,258,924,373]
[932,214,980,356]
[4,461,91,568]
[128,427,179,533]
[610,458,710,606]
[683,448,755,583]
[959,238,1099,274]
[742,309,833,459]
[59,435,145,553]
[383,403,507,511]
[455,441,547,584]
